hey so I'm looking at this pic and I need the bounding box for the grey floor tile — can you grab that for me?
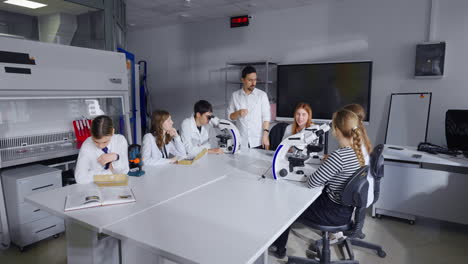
[0,233,66,264]
[1,214,468,264]
[269,215,468,264]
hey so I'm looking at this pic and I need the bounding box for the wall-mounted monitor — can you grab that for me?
[277,61,372,122]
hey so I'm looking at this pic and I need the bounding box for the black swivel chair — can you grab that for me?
[269,122,289,150]
[347,144,386,258]
[287,166,369,264]
[287,144,387,264]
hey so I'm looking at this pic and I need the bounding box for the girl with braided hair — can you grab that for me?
[270,109,364,259]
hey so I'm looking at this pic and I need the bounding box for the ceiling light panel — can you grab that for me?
[4,0,47,9]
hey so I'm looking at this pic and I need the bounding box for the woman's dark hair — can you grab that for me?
[194,100,213,117]
[241,65,256,78]
[91,115,114,139]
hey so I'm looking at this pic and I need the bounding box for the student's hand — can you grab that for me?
[238,109,249,117]
[169,157,178,163]
[208,148,224,154]
[97,153,118,166]
[262,135,270,150]
[322,154,329,161]
[167,128,178,137]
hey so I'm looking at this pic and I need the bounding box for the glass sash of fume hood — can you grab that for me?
[0,96,125,168]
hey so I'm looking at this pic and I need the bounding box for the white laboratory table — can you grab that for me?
[26,156,231,264]
[26,149,321,264]
[104,175,321,264]
[373,144,468,225]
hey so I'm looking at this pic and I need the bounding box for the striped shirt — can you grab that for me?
[307,147,361,205]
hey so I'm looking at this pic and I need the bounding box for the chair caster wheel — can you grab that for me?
[376,214,382,219]
[377,250,387,258]
[19,246,25,252]
[409,220,415,225]
[53,234,60,239]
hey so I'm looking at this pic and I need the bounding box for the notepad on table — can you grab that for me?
[94,174,128,187]
[177,148,208,165]
[64,186,135,212]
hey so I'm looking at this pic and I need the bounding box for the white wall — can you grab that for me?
[128,0,468,147]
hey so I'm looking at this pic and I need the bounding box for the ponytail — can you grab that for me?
[343,104,373,154]
[351,127,365,167]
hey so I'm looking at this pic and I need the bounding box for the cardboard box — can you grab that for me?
[94,174,128,187]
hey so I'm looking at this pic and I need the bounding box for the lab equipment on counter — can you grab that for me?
[210,117,241,154]
[272,123,330,181]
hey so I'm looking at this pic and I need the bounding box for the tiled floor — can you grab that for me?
[269,213,468,264]
[0,234,66,264]
[1,214,468,264]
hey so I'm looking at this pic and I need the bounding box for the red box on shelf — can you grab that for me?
[73,119,92,149]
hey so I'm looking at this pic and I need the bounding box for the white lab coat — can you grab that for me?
[180,116,212,157]
[142,133,186,166]
[227,88,271,148]
[75,134,129,184]
[282,124,320,141]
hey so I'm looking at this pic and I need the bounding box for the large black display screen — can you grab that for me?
[277,61,372,121]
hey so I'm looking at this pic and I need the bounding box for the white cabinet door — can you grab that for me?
[0,177,10,249]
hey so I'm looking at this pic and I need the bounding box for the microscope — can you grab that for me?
[210,117,241,154]
[128,144,145,177]
[272,123,330,181]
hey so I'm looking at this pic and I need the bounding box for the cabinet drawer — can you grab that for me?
[17,202,50,225]
[12,216,64,247]
[17,172,61,203]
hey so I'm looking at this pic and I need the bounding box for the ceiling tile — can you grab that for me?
[127,0,316,29]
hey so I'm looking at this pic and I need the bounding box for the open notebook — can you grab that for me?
[177,148,207,165]
[64,186,136,212]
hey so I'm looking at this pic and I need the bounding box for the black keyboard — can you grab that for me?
[417,142,459,156]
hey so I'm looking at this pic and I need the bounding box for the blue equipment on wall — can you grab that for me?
[117,47,137,144]
[138,60,151,134]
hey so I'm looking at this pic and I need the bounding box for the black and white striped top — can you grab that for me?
[307,147,361,205]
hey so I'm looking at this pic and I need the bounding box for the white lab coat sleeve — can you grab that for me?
[74,148,95,184]
[282,125,293,141]
[142,133,172,166]
[261,92,271,122]
[227,93,237,121]
[111,135,129,174]
[180,119,198,156]
[74,139,108,184]
[201,132,212,149]
[171,136,187,157]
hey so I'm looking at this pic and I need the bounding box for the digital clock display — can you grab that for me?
[231,15,249,28]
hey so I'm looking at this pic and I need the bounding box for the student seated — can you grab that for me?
[180,100,223,157]
[75,115,129,184]
[142,110,186,165]
[282,102,316,140]
[343,103,373,207]
[270,109,366,259]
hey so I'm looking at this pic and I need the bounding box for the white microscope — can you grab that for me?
[210,117,241,154]
[272,123,330,181]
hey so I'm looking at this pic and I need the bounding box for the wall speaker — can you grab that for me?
[415,42,446,78]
